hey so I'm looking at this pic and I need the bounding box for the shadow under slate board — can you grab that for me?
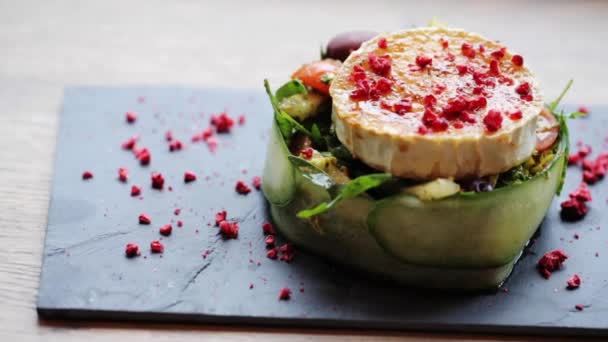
[37,86,608,336]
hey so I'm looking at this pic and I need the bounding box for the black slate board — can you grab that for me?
[38,86,608,336]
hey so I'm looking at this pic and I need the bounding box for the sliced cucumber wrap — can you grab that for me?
[368,151,565,268]
[262,119,567,290]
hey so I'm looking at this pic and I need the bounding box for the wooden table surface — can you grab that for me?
[1,0,606,341]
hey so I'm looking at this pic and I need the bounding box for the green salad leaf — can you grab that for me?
[297,173,392,218]
[549,79,573,113]
[287,155,334,189]
[276,79,307,102]
[264,79,311,140]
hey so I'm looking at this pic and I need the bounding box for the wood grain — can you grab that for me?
[0,0,606,340]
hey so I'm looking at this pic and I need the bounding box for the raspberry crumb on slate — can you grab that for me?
[252,176,262,190]
[262,222,275,235]
[560,183,592,221]
[279,243,295,263]
[578,105,590,115]
[126,111,138,123]
[235,180,251,194]
[169,140,184,152]
[249,283,254,289]
[177,220,183,227]
[125,243,140,258]
[537,249,568,279]
[151,172,165,189]
[215,210,227,226]
[121,136,139,150]
[238,115,246,125]
[82,171,93,180]
[139,214,151,224]
[265,235,276,247]
[211,112,235,133]
[150,240,164,253]
[159,224,172,236]
[279,287,292,300]
[118,167,129,182]
[575,304,585,311]
[184,171,197,183]
[131,185,141,196]
[165,130,173,141]
[135,148,151,165]
[567,274,581,289]
[266,248,278,260]
[219,221,239,239]
[174,208,181,215]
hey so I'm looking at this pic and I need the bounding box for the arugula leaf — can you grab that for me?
[310,123,326,148]
[297,173,392,218]
[264,79,311,140]
[276,79,307,102]
[549,79,573,113]
[568,111,587,119]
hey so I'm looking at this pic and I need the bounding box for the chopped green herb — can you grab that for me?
[276,79,307,102]
[264,79,311,140]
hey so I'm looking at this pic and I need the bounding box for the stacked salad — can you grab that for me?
[262,27,580,290]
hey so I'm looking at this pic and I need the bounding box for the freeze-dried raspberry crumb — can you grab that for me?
[461,43,476,58]
[139,214,151,225]
[159,224,172,236]
[151,172,164,189]
[575,304,585,311]
[567,274,581,289]
[235,180,251,194]
[121,136,139,150]
[578,105,590,115]
[125,243,140,258]
[279,243,295,263]
[508,110,523,121]
[561,183,592,221]
[537,249,568,279]
[262,222,275,235]
[279,287,292,300]
[118,167,129,182]
[249,283,254,289]
[135,148,151,165]
[82,171,93,180]
[267,248,278,260]
[238,115,246,125]
[368,53,392,77]
[415,55,432,68]
[130,185,141,196]
[126,111,138,123]
[165,130,173,141]
[378,37,387,49]
[300,148,313,160]
[568,154,581,165]
[252,176,262,190]
[177,220,183,227]
[211,112,235,133]
[150,240,164,253]
[215,210,227,226]
[219,221,239,239]
[511,55,524,67]
[265,235,276,247]
[169,140,183,152]
[578,145,592,158]
[483,110,503,133]
[184,171,197,183]
[174,208,181,215]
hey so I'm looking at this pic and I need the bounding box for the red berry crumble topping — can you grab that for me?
[159,224,172,236]
[151,172,165,189]
[567,274,581,289]
[118,167,129,182]
[125,111,138,123]
[278,287,292,300]
[377,37,387,49]
[262,222,275,235]
[215,210,227,226]
[252,176,262,190]
[125,243,140,258]
[235,180,251,195]
[184,171,197,183]
[150,240,164,253]
[560,182,592,221]
[483,110,503,132]
[139,214,151,225]
[82,171,93,180]
[210,112,235,133]
[537,249,568,279]
[219,220,239,239]
[130,185,141,197]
